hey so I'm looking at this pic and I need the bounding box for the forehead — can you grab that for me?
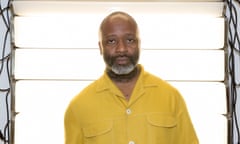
[101,14,138,35]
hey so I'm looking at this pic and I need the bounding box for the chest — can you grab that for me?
[115,81,136,100]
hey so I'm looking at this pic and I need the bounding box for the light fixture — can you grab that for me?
[14,49,224,81]
[14,16,224,49]
[12,1,226,144]
[15,80,227,144]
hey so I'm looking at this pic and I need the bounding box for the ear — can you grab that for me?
[98,41,103,55]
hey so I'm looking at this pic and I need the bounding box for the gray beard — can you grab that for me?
[111,64,135,75]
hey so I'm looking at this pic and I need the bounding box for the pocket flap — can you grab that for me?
[83,121,113,138]
[147,113,177,128]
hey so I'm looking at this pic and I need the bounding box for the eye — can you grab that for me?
[106,39,116,45]
[126,38,136,44]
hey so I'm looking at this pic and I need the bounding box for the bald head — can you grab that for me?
[99,11,139,42]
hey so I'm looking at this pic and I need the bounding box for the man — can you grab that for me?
[64,11,199,144]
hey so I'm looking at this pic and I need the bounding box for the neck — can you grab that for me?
[107,66,139,83]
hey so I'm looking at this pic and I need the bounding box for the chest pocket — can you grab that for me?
[83,121,113,144]
[147,113,177,127]
[147,113,177,143]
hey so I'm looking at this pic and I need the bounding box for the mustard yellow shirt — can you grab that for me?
[64,65,199,144]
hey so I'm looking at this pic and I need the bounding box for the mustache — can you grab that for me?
[113,55,130,61]
[114,53,130,58]
[110,54,131,65]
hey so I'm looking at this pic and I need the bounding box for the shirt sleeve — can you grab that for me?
[64,105,83,144]
[174,90,199,144]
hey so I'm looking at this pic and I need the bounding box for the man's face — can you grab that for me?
[99,15,140,75]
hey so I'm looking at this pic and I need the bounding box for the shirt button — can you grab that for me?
[126,109,131,115]
[129,141,135,144]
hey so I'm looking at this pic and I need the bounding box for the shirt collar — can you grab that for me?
[95,64,159,93]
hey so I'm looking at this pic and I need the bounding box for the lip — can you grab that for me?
[115,56,129,65]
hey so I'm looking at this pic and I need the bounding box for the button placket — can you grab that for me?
[128,141,135,144]
[126,108,131,115]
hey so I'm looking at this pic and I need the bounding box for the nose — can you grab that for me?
[116,39,127,53]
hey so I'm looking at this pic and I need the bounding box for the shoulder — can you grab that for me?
[138,64,175,90]
[143,70,177,90]
[142,70,184,101]
[72,79,99,101]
